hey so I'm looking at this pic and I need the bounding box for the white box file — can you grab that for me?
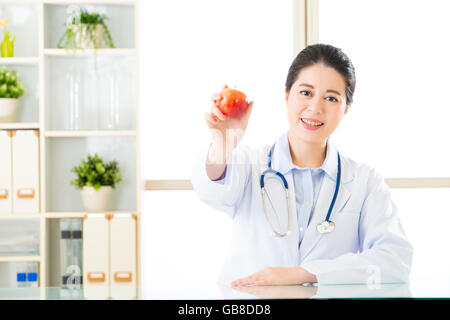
[110,213,136,286]
[0,131,12,215]
[83,213,137,299]
[83,214,109,285]
[110,213,137,299]
[83,213,110,300]
[11,130,40,214]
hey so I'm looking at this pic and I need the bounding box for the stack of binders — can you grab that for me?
[0,130,40,215]
[83,213,137,299]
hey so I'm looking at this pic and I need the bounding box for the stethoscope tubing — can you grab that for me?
[260,141,341,236]
[324,152,341,223]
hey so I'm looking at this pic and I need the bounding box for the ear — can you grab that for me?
[285,87,289,102]
[344,104,351,114]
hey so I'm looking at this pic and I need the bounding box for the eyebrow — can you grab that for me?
[298,83,343,97]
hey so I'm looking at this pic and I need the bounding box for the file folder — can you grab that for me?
[0,131,12,215]
[82,213,137,299]
[11,130,39,214]
[83,213,109,299]
[110,213,137,299]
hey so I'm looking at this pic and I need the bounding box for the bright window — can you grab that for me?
[318,0,450,285]
[318,0,450,178]
[139,0,296,289]
[139,0,294,180]
[390,188,450,285]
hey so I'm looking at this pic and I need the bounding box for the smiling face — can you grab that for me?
[285,63,351,145]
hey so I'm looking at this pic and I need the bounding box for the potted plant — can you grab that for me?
[70,153,122,212]
[0,66,25,122]
[57,7,115,50]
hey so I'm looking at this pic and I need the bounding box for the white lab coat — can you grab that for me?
[191,134,413,285]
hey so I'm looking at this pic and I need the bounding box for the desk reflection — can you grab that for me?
[221,283,412,299]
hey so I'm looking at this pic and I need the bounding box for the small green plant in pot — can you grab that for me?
[71,153,122,212]
[0,66,25,122]
[57,6,115,50]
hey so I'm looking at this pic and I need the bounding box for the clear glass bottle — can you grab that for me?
[83,57,98,130]
[60,219,72,286]
[98,63,120,130]
[67,63,85,130]
[71,219,83,286]
[118,59,134,130]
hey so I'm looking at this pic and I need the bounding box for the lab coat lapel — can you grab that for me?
[269,139,300,259]
[299,174,352,260]
[285,172,299,249]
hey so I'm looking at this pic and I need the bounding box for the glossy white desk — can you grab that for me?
[0,277,449,299]
[143,278,445,300]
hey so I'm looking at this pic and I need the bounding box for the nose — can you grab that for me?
[305,96,325,114]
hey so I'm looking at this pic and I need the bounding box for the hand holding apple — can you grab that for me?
[215,86,249,119]
[204,85,254,162]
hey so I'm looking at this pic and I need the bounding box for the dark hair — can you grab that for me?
[285,43,356,105]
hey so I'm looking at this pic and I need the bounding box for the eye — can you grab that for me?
[300,90,311,96]
[325,96,338,102]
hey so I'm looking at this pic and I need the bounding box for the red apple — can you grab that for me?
[215,86,249,119]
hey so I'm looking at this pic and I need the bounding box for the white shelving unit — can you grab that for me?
[44,48,136,56]
[0,256,41,262]
[0,57,39,64]
[0,0,140,298]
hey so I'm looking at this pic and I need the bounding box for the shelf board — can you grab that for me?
[0,123,40,130]
[44,48,136,56]
[45,130,136,137]
[0,256,40,262]
[43,0,135,5]
[0,57,39,65]
[45,212,86,219]
[45,211,138,219]
[0,214,41,219]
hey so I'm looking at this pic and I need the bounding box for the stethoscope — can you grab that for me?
[260,142,341,237]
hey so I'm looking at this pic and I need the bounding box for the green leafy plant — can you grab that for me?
[0,66,25,98]
[71,153,122,191]
[57,7,115,49]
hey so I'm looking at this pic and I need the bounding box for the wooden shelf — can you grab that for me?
[45,212,86,219]
[0,214,41,219]
[45,211,138,219]
[45,130,137,137]
[0,256,41,262]
[0,57,39,65]
[44,48,136,56]
[0,123,40,130]
[43,0,135,5]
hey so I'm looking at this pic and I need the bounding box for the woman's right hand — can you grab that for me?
[204,85,254,157]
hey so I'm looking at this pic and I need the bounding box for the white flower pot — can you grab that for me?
[80,186,112,212]
[73,24,105,49]
[0,98,19,122]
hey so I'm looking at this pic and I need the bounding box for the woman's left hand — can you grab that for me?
[231,267,317,287]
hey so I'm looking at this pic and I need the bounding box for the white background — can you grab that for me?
[318,0,450,289]
[318,0,450,177]
[139,0,293,180]
[140,0,450,295]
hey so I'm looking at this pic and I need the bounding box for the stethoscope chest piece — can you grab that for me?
[317,220,335,234]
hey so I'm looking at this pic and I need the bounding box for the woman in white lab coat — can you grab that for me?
[191,43,413,287]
